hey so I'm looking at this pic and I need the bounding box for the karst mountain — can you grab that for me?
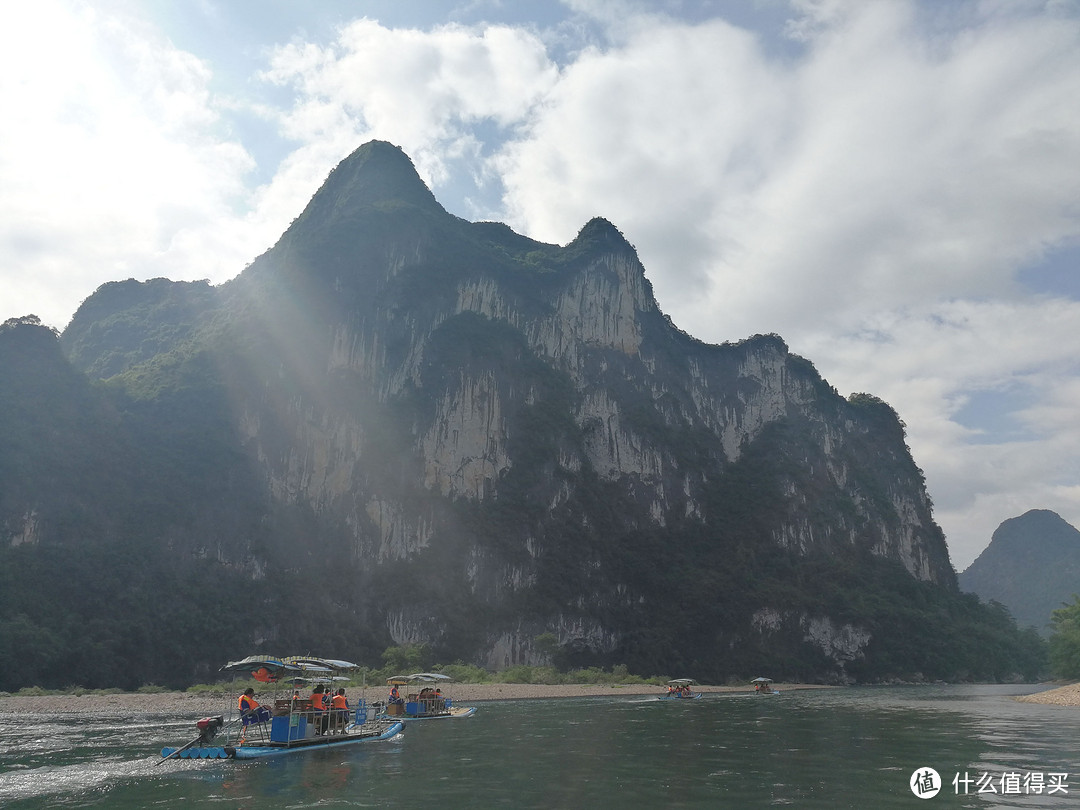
[0,141,1041,689]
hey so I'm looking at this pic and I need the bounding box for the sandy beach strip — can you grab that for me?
[0,683,820,717]
[1014,682,1080,707]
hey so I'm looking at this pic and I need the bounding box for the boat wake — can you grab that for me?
[0,755,183,804]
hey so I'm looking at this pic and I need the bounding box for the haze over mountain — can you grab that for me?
[959,510,1080,635]
[0,142,1043,690]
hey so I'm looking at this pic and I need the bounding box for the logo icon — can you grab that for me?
[910,767,941,798]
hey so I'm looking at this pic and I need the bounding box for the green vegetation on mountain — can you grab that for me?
[0,142,1046,690]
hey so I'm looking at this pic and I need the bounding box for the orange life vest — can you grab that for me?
[331,694,348,710]
[238,693,259,712]
[310,691,326,711]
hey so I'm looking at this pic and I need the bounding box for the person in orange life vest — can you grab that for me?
[310,685,330,733]
[330,688,350,733]
[238,688,271,724]
[389,684,403,705]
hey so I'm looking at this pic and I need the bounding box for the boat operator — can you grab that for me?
[238,688,271,723]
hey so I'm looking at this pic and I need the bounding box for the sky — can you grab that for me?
[2,0,1078,571]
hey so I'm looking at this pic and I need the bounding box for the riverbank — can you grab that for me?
[1014,682,1080,707]
[0,682,823,716]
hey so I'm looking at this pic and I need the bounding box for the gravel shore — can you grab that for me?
[4,681,1070,717]
[0,683,817,717]
[1014,683,1080,707]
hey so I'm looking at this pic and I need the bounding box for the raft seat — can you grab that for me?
[239,707,272,743]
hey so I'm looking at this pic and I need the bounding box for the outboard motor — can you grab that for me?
[196,715,224,744]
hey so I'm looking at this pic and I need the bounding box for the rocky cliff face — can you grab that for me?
[44,141,969,682]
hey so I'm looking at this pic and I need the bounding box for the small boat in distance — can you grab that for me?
[159,655,404,761]
[752,677,778,695]
[376,673,477,720]
[658,678,702,699]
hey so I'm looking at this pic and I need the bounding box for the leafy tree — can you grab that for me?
[1049,595,1080,678]
[382,644,432,674]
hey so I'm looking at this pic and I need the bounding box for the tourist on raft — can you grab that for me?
[330,688,350,732]
[238,688,271,724]
[310,685,331,733]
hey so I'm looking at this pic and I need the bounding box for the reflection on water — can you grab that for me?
[1,685,1078,808]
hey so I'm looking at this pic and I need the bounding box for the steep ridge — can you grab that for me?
[0,142,1041,687]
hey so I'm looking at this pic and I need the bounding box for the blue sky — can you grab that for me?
[2,0,1079,570]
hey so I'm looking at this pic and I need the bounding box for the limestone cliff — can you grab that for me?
[46,140,976,683]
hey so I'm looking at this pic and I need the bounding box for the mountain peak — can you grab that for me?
[989,509,1079,556]
[959,508,1080,633]
[289,141,445,232]
[571,217,634,252]
[339,140,441,206]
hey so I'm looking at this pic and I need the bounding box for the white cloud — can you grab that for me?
[260,18,558,195]
[497,1,1080,342]
[0,0,264,329]
[496,15,786,297]
[798,297,1080,568]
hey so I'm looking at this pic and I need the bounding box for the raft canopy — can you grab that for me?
[386,672,454,686]
[291,675,352,683]
[666,678,698,686]
[221,655,359,680]
[284,656,359,671]
[221,656,302,677]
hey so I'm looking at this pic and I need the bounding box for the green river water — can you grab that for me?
[1,684,1077,808]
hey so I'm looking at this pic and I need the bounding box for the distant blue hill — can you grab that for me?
[959,510,1080,635]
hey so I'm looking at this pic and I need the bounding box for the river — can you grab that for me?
[1,684,1077,808]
